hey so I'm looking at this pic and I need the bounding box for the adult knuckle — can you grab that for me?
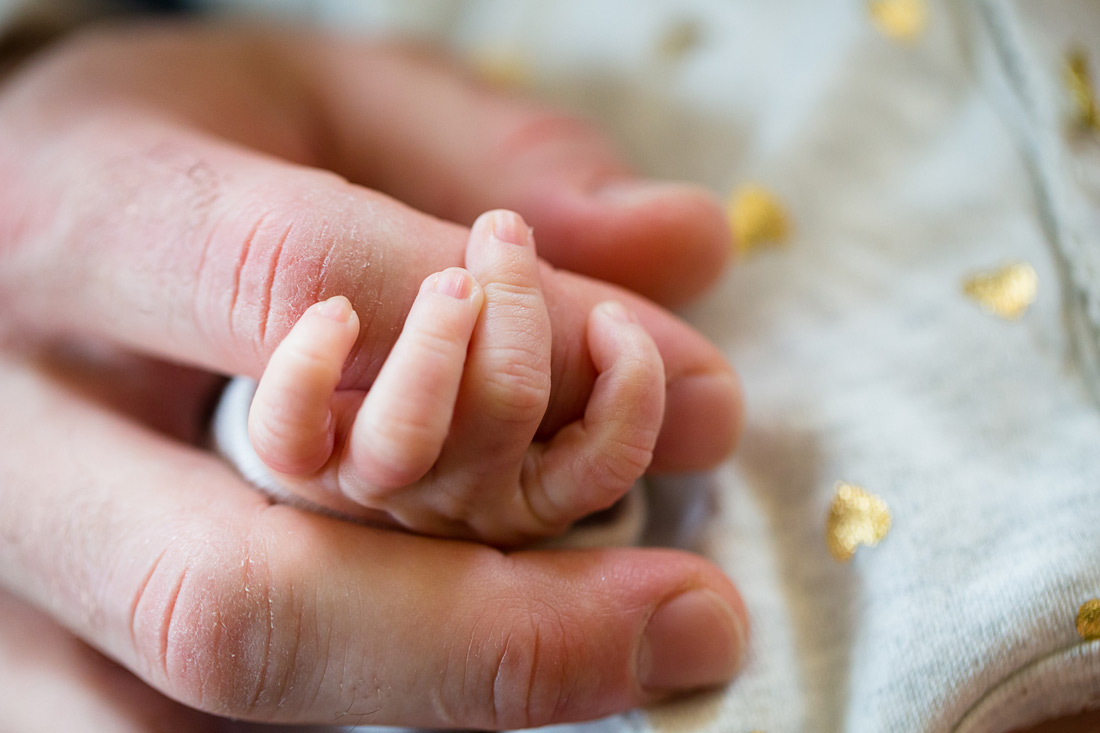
[440,598,579,729]
[196,172,366,364]
[128,522,301,718]
[218,197,323,359]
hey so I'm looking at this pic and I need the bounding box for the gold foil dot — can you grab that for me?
[471,49,531,90]
[1065,48,1100,134]
[657,19,704,62]
[1078,599,1100,640]
[962,262,1038,320]
[827,482,892,562]
[868,0,928,44]
[727,184,790,254]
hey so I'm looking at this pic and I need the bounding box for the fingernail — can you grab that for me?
[637,589,744,693]
[595,179,678,206]
[315,295,353,323]
[595,300,640,325]
[489,209,528,246]
[432,268,473,299]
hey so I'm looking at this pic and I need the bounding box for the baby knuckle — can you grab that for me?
[250,408,324,473]
[356,429,436,490]
[409,325,469,370]
[585,437,656,497]
[480,349,551,424]
[483,279,542,305]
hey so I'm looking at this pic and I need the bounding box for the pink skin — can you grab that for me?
[0,23,1088,733]
[249,210,665,545]
[0,26,739,474]
[0,344,746,729]
[0,24,747,730]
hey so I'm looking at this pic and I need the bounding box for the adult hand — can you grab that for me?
[0,23,746,729]
[0,22,740,470]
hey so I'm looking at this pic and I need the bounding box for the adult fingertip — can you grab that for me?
[593,178,704,207]
[652,370,743,472]
[505,171,735,305]
[637,588,747,695]
[582,179,733,306]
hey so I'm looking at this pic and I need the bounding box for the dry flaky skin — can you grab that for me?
[963,262,1039,320]
[826,481,892,562]
[727,184,790,255]
[1076,599,1100,640]
[0,22,751,730]
[868,0,929,44]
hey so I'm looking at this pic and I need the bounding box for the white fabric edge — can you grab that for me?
[211,375,648,548]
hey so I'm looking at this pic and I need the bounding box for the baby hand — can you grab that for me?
[245,210,664,545]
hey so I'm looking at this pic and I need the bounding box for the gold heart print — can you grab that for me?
[827,481,892,562]
[1078,599,1100,640]
[868,0,928,44]
[727,183,790,255]
[962,262,1038,320]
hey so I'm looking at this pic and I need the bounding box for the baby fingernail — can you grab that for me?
[637,589,745,693]
[596,179,676,206]
[489,209,529,246]
[595,300,640,325]
[315,295,353,323]
[433,268,473,299]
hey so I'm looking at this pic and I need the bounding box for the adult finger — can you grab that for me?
[0,592,352,732]
[6,24,729,306]
[38,26,731,305]
[294,38,733,306]
[0,589,224,733]
[0,355,747,729]
[0,28,740,471]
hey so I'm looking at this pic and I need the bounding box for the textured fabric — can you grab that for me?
[12,0,1100,730]
[262,2,1100,731]
[211,376,651,549]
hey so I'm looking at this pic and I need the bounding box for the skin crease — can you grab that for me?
[8,338,1099,732]
[245,215,669,544]
[0,26,740,471]
[0,334,748,728]
[0,22,747,731]
[0,21,1087,733]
